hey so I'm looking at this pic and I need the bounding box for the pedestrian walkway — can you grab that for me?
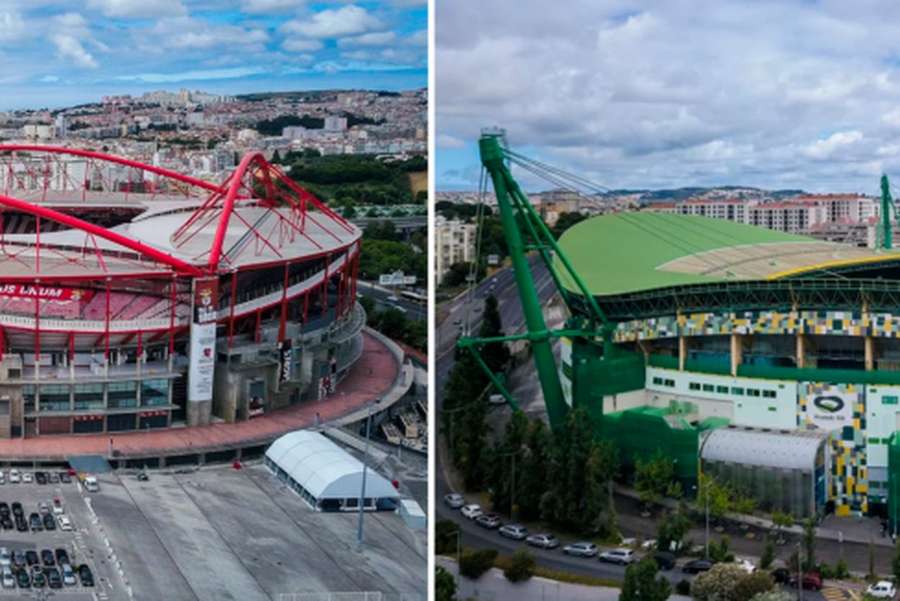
[0,330,401,462]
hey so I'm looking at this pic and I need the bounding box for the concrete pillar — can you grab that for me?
[731,333,743,376]
[865,336,875,371]
[796,333,805,369]
[678,336,687,371]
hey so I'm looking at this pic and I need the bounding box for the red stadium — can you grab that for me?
[0,145,364,440]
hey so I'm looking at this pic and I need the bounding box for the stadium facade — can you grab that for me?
[554,211,900,521]
[0,146,363,439]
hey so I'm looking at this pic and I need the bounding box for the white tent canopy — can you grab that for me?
[266,430,399,508]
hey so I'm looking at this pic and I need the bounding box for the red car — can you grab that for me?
[790,572,822,591]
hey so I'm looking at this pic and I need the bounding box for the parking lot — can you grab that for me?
[0,469,117,599]
[84,462,426,601]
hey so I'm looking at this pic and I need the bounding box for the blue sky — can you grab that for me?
[0,0,426,110]
[436,1,900,193]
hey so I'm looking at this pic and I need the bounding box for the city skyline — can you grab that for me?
[0,0,426,110]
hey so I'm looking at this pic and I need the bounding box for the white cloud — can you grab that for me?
[338,31,397,48]
[241,0,304,14]
[802,131,864,160]
[116,66,267,83]
[0,11,25,43]
[87,0,186,18]
[281,5,383,39]
[148,17,268,51]
[437,133,466,149]
[50,13,98,69]
[282,38,322,52]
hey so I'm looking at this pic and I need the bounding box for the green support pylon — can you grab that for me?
[478,134,568,428]
[882,174,893,250]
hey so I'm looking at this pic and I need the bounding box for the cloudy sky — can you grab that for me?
[0,0,425,110]
[436,0,900,193]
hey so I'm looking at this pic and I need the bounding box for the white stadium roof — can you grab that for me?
[265,430,399,502]
[700,426,829,471]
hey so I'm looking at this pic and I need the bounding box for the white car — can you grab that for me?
[0,568,12,589]
[460,504,483,520]
[443,493,465,509]
[0,548,9,567]
[599,548,636,565]
[867,581,896,599]
[57,515,73,531]
[563,542,599,557]
[8,470,19,484]
[21,472,32,484]
[52,498,64,515]
[61,564,76,586]
[0,472,6,485]
[84,476,99,492]
[734,557,756,573]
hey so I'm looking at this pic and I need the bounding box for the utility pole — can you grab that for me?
[356,398,380,549]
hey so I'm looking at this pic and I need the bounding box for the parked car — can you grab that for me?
[59,472,71,484]
[46,567,61,589]
[15,568,29,589]
[682,559,715,574]
[0,517,12,530]
[31,571,45,588]
[61,563,76,586]
[599,548,636,565]
[0,472,6,485]
[38,502,50,516]
[443,493,465,509]
[78,564,94,587]
[734,557,756,573]
[867,581,897,599]
[0,568,13,589]
[498,524,529,540]
[48,472,59,484]
[790,572,822,591]
[770,567,791,584]
[562,542,599,558]
[0,548,9,567]
[54,549,69,566]
[40,550,54,566]
[22,473,33,484]
[57,515,73,531]
[525,533,560,549]
[460,504,483,520]
[12,550,24,569]
[14,516,26,532]
[8,470,19,484]
[83,477,99,493]
[11,503,22,518]
[24,551,38,566]
[42,514,56,531]
[34,472,47,485]
[52,498,64,515]
[475,513,502,529]
[28,513,42,531]
[653,551,677,570]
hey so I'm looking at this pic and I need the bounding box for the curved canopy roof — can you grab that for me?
[700,426,828,471]
[556,213,900,297]
[265,430,399,501]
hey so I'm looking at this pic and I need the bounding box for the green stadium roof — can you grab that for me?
[556,212,900,297]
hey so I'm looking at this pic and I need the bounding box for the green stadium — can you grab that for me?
[461,132,900,529]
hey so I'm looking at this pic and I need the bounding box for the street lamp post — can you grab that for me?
[796,541,803,601]
[694,480,710,559]
[356,397,380,549]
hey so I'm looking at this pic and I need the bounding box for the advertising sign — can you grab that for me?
[0,284,93,301]
[188,278,218,403]
[805,387,855,430]
[379,271,417,286]
[277,339,293,383]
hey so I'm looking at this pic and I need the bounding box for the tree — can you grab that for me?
[435,566,456,601]
[459,549,497,580]
[892,538,900,584]
[441,262,476,288]
[634,451,677,510]
[504,549,535,583]
[342,205,357,219]
[479,295,510,374]
[690,563,748,601]
[442,343,490,489]
[516,420,550,521]
[619,557,671,601]
[583,440,619,537]
[488,410,528,515]
[708,537,734,564]
[657,508,691,553]
[771,511,793,543]
[802,517,816,572]
[734,571,775,601]
[551,211,588,239]
[760,536,775,570]
[698,473,732,523]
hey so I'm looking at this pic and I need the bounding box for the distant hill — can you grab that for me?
[595,186,809,203]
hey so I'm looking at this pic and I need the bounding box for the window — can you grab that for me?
[108,381,138,409]
[768,406,777,412]
[141,379,169,407]
[731,387,744,396]
[664,379,675,387]
[748,389,761,397]
[884,396,899,405]
[652,377,663,386]
[702,384,714,392]
[689,382,701,391]
[39,385,70,412]
[716,386,729,394]
[763,390,777,399]
[74,383,104,411]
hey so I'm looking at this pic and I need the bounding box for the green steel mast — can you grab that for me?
[883,174,894,250]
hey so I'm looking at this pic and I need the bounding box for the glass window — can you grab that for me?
[107,381,138,409]
[74,383,104,411]
[39,385,70,412]
[716,386,729,394]
[702,384,714,392]
[652,377,663,385]
[763,390,777,399]
[731,387,744,396]
[141,379,169,407]
[664,379,675,387]
[884,396,899,405]
[689,382,701,391]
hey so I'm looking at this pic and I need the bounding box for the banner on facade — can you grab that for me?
[188,278,218,403]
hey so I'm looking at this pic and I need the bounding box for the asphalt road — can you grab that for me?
[357,280,426,322]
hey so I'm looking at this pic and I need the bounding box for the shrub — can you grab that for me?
[691,564,749,601]
[459,549,498,580]
[436,520,461,555]
[504,549,536,583]
[760,537,775,570]
[734,571,775,601]
[748,592,795,601]
[675,579,691,596]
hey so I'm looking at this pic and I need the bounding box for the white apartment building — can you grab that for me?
[435,216,477,284]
